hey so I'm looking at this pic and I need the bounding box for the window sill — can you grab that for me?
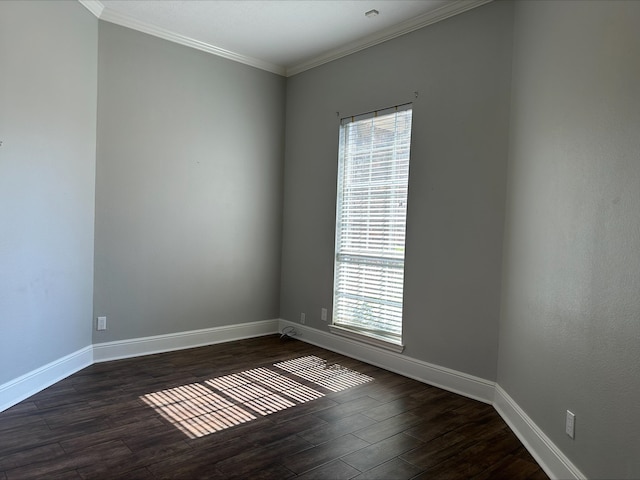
[329,325,405,353]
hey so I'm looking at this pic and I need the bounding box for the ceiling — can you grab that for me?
[79,0,491,76]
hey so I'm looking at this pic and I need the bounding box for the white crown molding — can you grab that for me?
[494,385,586,480]
[78,0,104,18]
[78,0,492,78]
[278,319,495,403]
[285,0,494,77]
[0,346,93,413]
[77,0,286,76]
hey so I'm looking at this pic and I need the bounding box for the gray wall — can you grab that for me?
[498,1,640,478]
[93,23,286,342]
[4,1,637,475]
[280,2,513,380]
[0,1,97,384]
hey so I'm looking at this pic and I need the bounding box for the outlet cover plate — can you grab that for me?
[566,410,575,439]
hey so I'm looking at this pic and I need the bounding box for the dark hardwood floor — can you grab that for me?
[0,335,548,479]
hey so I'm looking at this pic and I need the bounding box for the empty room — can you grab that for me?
[1,0,638,478]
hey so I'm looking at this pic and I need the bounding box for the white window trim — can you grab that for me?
[332,103,412,350]
[329,325,405,353]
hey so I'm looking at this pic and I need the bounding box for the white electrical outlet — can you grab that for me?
[321,308,327,321]
[566,410,575,439]
[97,316,107,331]
[300,312,306,324]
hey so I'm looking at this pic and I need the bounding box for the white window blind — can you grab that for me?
[333,105,412,346]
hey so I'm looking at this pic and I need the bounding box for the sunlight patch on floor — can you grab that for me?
[140,356,373,439]
[274,355,374,392]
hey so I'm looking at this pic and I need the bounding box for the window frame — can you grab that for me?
[331,104,413,353]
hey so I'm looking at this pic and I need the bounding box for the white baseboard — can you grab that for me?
[278,320,587,479]
[277,319,495,404]
[0,317,585,480]
[0,346,93,413]
[93,319,280,363]
[0,319,279,412]
[493,385,585,480]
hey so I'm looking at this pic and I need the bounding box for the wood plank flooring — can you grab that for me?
[0,335,548,479]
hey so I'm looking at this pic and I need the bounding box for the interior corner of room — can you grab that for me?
[1,1,639,479]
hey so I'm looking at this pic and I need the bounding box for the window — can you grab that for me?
[331,104,412,352]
